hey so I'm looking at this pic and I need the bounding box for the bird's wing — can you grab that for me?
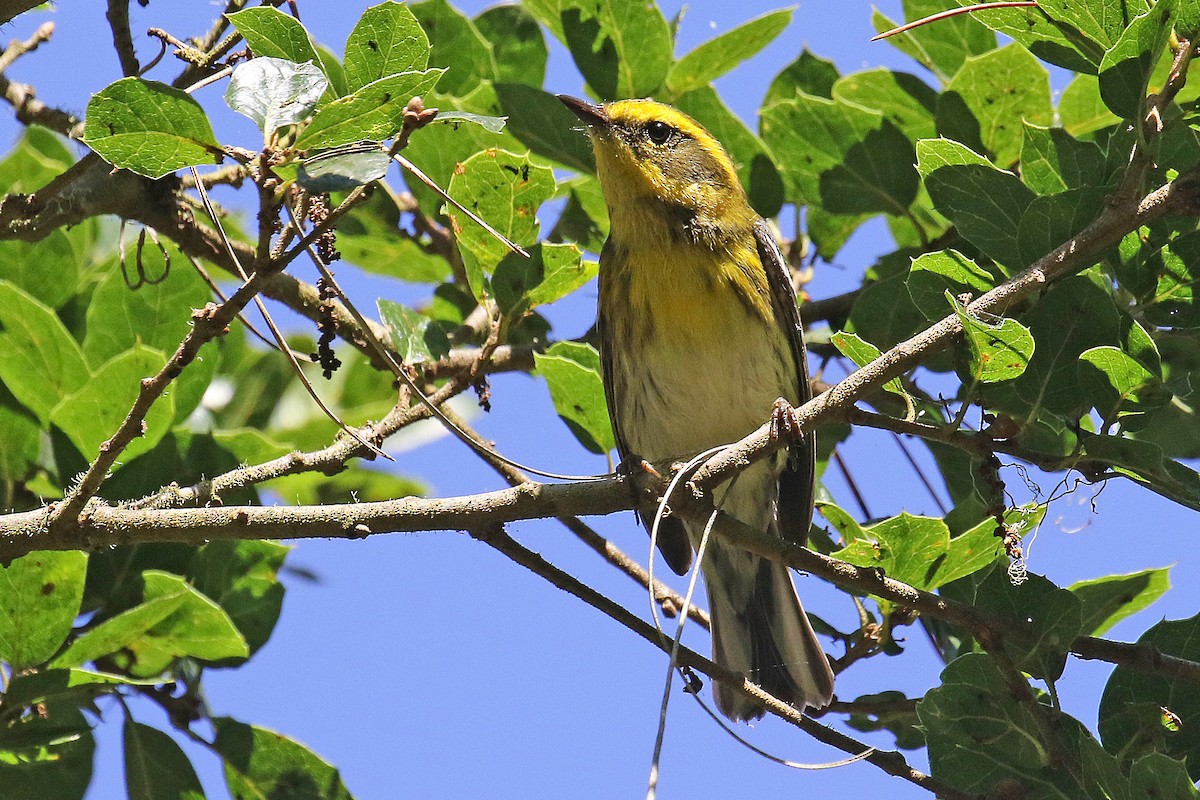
[597,251,695,576]
[753,218,817,546]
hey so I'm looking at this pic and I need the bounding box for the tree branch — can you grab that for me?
[476,525,975,800]
[105,0,139,77]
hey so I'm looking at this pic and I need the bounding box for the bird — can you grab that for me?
[558,94,834,721]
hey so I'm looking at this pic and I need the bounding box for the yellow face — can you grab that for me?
[584,99,747,218]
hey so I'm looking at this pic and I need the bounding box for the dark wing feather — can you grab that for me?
[597,244,694,575]
[752,218,817,546]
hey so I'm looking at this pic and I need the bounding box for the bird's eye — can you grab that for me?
[645,120,673,144]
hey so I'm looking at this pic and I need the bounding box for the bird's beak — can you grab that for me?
[557,95,609,128]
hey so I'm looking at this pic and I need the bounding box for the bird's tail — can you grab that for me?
[705,548,834,722]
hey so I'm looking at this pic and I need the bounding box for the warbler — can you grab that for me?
[558,95,834,721]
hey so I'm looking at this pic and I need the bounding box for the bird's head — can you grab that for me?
[557,95,747,222]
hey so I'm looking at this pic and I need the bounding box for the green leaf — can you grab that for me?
[475,4,548,87]
[847,268,932,351]
[830,331,909,399]
[1038,0,1136,53]
[816,500,867,544]
[932,506,1042,586]
[0,703,94,800]
[550,175,609,254]
[1082,434,1200,511]
[123,570,248,676]
[1020,123,1107,195]
[806,208,870,261]
[0,122,74,195]
[343,0,429,92]
[843,690,924,750]
[937,44,1052,167]
[124,720,205,800]
[906,249,996,320]
[2,668,160,712]
[764,49,838,105]
[1079,345,1171,419]
[226,7,321,66]
[972,566,1083,680]
[410,0,495,98]
[761,93,918,215]
[294,69,445,150]
[433,111,508,134]
[830,512,950,592]
[523,0,565,41]
[1130,753,1200,800]
[1060,72,1123,136]
[51,591,185,668]
[51,345,175,464]
[270,467,425,506]
[1098,0,1176,118]
[1059,73,1123,136]
[0,398,38,482]
[916,138,1035,269]
[559,0,672,99]
[1069,567,1171,637]
[1016,187,1108,267]
[297,146,391,192]
[0,229,91,312]
[872,0,996,81]
[1100,612,1200,779]
[446,149,556,298]
[1121,230,1200,329]
[534,341,614,455]
[0,282,89,423]
[377,299,451,365]
[0,130,91,309]
[83,78,221,179]
[674,86,784,217]
[336,191,451,284]
[492,242,592,319]
[189,540,289,657]
[920,653,1090,798]
[666,8,792,96]
[1007,276,1123,416]
[495,83,595,173]
[315,45,348,97]
[83,255,212,367]
[949,294,1035,383]
[225,57,328,136]
[0,551,86,669]
[213,718,354,800]
[832,69,938,143]
[965,2,1105,73]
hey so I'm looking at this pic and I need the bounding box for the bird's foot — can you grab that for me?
[769,397,803,443]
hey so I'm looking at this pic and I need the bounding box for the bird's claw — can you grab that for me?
[769,398,803,443]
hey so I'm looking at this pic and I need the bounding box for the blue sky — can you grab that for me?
[2,2,1196,798]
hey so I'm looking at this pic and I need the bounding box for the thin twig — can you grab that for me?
[105,0,139,76]
[189,168,390,460]
[392,153,529,258]
[437,404,709,627]
[128,379,465,512]
[476,526,971,800]
[871,2,1038,41]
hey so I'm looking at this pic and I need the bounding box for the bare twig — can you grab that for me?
[437,404,709,627]
[871,2,1038,41]
[475,525,972,800]
[105,0,139,76]
[189,168,390,460]
[129,379,465,512]
[0,23,82,138]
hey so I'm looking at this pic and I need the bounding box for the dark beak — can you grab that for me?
[557,94,609,128]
